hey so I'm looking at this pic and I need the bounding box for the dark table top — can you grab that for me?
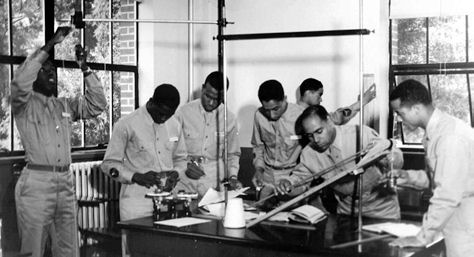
[118,214,444,257]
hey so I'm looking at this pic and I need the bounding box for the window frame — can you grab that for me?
[0,0,139,156]
[388,16,474,148]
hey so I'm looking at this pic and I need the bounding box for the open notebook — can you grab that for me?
[287,205,327,224]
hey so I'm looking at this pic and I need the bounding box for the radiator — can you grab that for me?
[70,161,121,232]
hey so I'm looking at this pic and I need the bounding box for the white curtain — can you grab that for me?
[390,0,474,19]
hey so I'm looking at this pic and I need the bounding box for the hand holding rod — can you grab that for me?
[246,139,393,228]
[251,150,366,207]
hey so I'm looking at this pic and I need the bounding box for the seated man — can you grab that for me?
[277,105,404,219]
[297,77,376,125]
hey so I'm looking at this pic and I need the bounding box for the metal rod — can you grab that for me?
[188,0,194,101]
[330,234,392,249]
[218,0,228,206]
[217,29,371,41]
[57,18,231,25]
[357,0,365,252]
[251,150,365,207]
[247,140,392,228]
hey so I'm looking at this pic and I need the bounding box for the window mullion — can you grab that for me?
[8,0,14,150]
[466,15,469,62]
[426,17,429,64]
[467,73,473,127]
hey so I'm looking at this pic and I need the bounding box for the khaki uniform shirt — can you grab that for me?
[251,103,304,183]
[12,50,107,166]
[418,109,474,257]
[101,106,187,220]
[174,100,240,195]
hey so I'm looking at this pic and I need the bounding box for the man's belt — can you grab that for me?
[265,163,296,170]
[26,163,70,172]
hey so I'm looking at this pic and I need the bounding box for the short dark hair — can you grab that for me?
[299,78,323,97]
[389,79,432,107]
[204,71,229,92]
[151,83,180,110]
[298,105,329,124]
[258,80,284,102]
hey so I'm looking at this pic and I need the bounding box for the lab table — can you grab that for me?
[118,214,444,257]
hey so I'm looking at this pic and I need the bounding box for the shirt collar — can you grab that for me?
[198,100,221,116]
[424,108,442,141]
[34,91,52,106]
[140,105,156,125]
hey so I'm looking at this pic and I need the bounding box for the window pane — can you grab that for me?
[112,0,136,65]
[0,64,11,152]
[113,71,135,123]
[12,0,44,56]
[470,74,474,125]
[392,114,424,145]
[85,0,111,63]
[469,16,474,62]
[392,18,427,65]
[85,70,110,146]
[57,68,84,147]
[0,0,9,55]
[429,16,466,63]
[11,64,23,150]
[395,75,428,86]
[55,0,82,60]
[430,74,470,124]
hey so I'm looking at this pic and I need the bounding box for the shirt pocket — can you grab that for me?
[165,136,179,152]
[184,130,201,147]
[28,115,50,145]
[283,136,300,151]
[260,128,276,147]
[129,137,154,164]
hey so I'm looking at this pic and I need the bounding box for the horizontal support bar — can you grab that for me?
[216,29,372,41]
[53,60,138,73]
[58,18,234,25]
[392,62,474,70]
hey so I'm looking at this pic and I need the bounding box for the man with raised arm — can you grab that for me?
[12,27,107,257]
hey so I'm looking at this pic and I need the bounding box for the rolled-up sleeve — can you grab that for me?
[11,50,49,114]
[101,122,135,184]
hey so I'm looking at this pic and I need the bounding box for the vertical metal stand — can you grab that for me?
[217,0,229,206]
[188,0,194,101]
[357,0,365,253]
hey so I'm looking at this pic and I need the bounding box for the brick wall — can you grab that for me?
[118,0,136,116]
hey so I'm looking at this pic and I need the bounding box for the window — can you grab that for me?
[0,0,138,154]
[390,16,474,146]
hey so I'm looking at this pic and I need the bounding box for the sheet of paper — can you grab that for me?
[267,212,290,222]
[206,202,225,217]
[198,187,249,207]
[154,217,211,227]
[363,222,421,237]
